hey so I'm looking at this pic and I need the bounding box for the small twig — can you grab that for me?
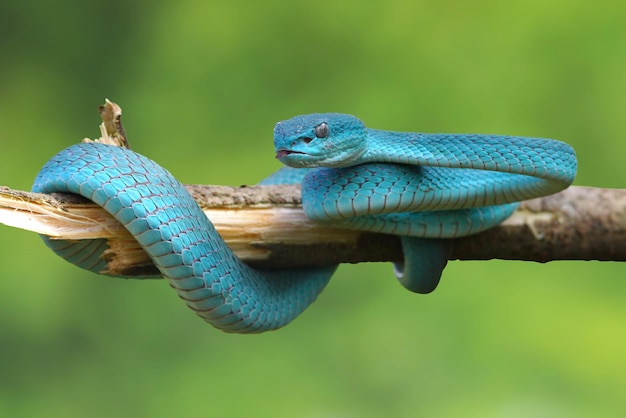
[82,99,130,148]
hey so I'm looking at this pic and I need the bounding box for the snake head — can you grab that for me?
[274,113,368,168]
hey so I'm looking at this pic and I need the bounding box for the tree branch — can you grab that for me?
[1,184,624,276]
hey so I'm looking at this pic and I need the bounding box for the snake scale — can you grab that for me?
[32,113,577,333]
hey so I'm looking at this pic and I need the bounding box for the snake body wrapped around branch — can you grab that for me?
[32,113,578,333]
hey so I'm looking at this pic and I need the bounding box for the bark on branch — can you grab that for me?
[1,184,624,277]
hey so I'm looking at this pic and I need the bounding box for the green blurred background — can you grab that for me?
[1,0,625,417]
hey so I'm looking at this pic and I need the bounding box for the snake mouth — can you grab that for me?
[275,149,306,159]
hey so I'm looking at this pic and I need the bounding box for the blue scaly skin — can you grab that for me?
[32,113,577,333]
[274,113,577,293]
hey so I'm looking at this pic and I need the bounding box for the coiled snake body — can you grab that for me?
[33,113,577,333]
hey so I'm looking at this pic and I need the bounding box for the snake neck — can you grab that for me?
[360,129,433,165]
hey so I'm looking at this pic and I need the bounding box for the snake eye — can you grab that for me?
[315,122,329,139]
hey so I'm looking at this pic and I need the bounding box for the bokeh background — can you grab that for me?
[1,1,625,417]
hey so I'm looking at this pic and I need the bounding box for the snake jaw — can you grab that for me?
[275,148,315,168]
[275,149,304,159]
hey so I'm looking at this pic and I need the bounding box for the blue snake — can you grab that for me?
[32,113,577,333]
